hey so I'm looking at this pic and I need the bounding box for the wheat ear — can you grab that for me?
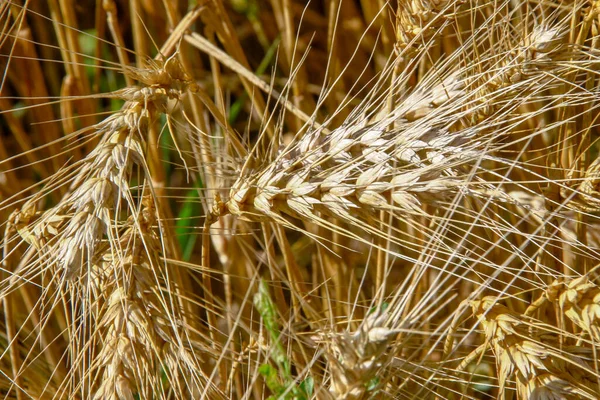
[7,53,220,397]
[466,297,599,400]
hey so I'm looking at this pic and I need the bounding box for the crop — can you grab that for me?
[2,1,600,399]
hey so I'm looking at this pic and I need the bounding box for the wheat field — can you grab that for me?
[2,0,600,399]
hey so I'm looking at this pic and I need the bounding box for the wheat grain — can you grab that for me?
[396,1,458,57]
[527,276,600,344]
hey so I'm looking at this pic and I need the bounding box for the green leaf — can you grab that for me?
[366,376,380,391]
[299,376,314,399]
[255,281,314,399]
[367,302,389,316]
[254,280,290,374]
[259,364,285,396]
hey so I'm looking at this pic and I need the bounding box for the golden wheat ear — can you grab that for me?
[0,4,230,398]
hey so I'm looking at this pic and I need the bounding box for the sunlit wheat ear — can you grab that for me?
[184,20,480,241]
[324,309,398,399]
[93,196,215,400]
[3,53,216,397]
[222,62,473,228]
[396,0,458,58]
[462,297,600,400]
[221,35,566,249]
[11,54,194,278]
[526,276,600,342]
[93,200,164,400]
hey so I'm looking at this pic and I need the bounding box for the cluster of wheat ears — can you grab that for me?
[3,0,600,399]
